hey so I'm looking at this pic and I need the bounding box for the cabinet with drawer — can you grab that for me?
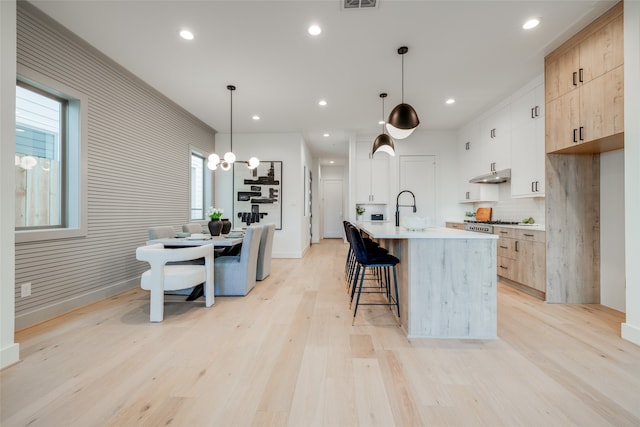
[494,227,546,294]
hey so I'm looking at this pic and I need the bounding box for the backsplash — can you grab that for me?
[475,183,545,224]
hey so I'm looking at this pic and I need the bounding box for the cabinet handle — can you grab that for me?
[531,182,535,192]
[535,106,540,117]
[579,126,584,141]
[573,128,578,143]
[579,68,584,83]
[572,71,577,86]
[524,234,534,237]
[535,181,540,192]
[500,265,508,270]
[500,245,508,249]
[515,241,519,252]
[500,231,508,234]
[466,191,470,200]
[531,108,535,119]
[465,141,470,150]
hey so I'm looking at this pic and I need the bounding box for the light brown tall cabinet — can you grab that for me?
[544,2,623,303]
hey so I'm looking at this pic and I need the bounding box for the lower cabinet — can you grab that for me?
[495,227,546,294]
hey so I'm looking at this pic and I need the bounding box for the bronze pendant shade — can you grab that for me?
[372,93,395,156]
[386,46,420,139]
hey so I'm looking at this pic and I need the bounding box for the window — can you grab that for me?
[15,83,66,229]
[15,66,87,243]
[190,151,205,220]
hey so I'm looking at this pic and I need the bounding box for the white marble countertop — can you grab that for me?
[446,220,546,232]
[356,221,498,240]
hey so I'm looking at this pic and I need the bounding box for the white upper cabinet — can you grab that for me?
[478,104,511,174]
[511,78,545,198]
[355,142,389,204]
[457,121,499,203]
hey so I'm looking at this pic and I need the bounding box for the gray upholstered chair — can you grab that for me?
[136,243,214,322]
[182,223,203,234]
[256,223,275,280]
[214,225,263,296]
[148,226,176,240]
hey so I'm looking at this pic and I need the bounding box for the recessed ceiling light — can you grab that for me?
[179,29,194,40]
[323,133,330,137]
[330,160,335,164]
[318,100,327,106]
[308,25,322,36]
[523,18,540,30]
[446,98,456,105]
[252,115,260,120]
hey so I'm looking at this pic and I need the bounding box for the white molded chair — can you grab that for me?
[136,243,214,322]
[256,223,275,280]
[214,225,263,296]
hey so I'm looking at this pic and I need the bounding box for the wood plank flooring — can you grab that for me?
[2,238,639,426]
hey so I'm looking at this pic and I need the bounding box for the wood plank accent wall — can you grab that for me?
[14,3,216,329]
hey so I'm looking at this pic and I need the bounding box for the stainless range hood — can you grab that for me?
[469,168,511,184]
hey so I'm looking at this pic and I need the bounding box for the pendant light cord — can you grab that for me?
[229,86,233,152]
[401,53,405,103]
[381,96,385,133]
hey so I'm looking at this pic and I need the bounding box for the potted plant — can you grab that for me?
[206,207,224,236]
[356,206,365,221]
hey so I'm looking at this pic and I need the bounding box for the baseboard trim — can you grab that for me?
[15,277,139,331]
[622,323,640,346]
[1,343,20,370]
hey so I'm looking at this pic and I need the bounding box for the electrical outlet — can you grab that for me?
[21,282,31,298]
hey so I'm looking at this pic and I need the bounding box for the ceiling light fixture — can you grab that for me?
[372,93,395,156]
[523,18,540,30]
[207,85,260,171]
[318,99,327,106]
[308,25,322,36]
[386,46,420,140]
[446,98,455,105]
[179,29,194,40]
[252,115,260,120]
[323,133,330,137]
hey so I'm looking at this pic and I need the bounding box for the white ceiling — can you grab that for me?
[31,0,617,164]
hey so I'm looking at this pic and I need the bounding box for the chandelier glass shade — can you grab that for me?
[207,85,260,171]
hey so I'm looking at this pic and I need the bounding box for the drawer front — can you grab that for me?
[497,237,517,259]
[446,222,466,230]
[497,256,517,281]
[494,227,516,239]
[515,229,546,243]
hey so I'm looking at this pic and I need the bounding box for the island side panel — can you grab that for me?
[407,238,497,339]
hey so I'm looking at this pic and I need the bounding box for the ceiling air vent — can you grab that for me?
[343,0,377,10]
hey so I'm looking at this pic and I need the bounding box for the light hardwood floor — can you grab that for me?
[2,239,639,426]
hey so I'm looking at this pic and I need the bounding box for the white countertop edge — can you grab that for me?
[356,222,498,239]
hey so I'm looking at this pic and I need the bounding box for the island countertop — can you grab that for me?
[356,221,499,240]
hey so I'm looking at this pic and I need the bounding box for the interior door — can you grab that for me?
[323,179,343,238]
[399,155,436,226]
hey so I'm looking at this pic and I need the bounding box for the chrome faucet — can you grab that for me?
[395,190,417,227]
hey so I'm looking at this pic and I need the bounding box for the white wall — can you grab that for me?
[349,130,464,226]
[623,0,640,346]
[0,0,19,369]
[601,149,625,312]
[214,132,310,258]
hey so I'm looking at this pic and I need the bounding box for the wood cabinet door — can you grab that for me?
[579,14,624,84]
[545,46,579,102]
[580,65,624,143]
[545,90,580,153]
[514,239,534,288]
[531,241,546,292]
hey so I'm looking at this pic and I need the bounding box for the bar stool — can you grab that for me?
[348,226,400,324]
[345,222,388,298]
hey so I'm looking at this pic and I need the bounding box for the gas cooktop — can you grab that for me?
[464,220,520,225]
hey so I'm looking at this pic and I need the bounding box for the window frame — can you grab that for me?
[189,146,213,223]
[15,65,88,243]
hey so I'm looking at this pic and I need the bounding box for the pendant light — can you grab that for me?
[386,46,420,139]
[372,93,395,156]
[207,85,260,171]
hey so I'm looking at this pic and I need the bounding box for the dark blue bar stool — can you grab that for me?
[348,225,400,324]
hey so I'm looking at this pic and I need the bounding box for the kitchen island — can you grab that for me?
[356,222,498,339]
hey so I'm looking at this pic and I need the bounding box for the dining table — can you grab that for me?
[147,235,244,248]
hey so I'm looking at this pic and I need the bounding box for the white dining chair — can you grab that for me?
[136,243,214,322]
